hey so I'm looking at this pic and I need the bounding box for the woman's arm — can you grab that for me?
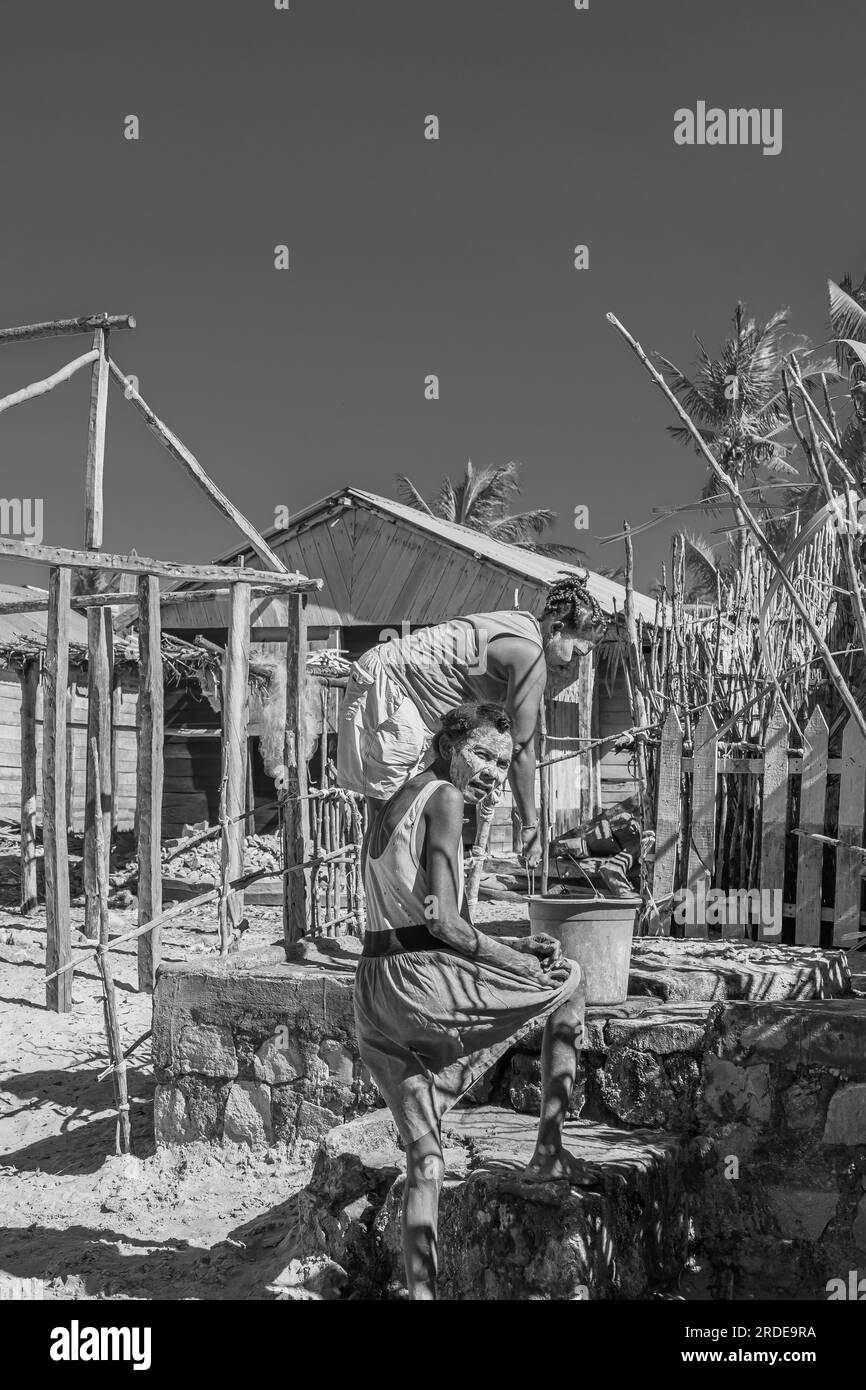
[486,636,546,856]
[422,783,557,978]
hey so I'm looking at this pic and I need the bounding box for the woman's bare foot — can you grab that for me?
[521,1148,601,1187]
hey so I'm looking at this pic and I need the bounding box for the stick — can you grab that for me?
[137,576,164,990]
[0,313,135,345]
[44,568,72,1012]
[0,537,319,589]
[220,584,251,947]
[19,659,39,914]
[0,349,99,416]
[283,594,308,946]
[607,312,866,742]
[90,739,133,1155]
[108,359,289,574]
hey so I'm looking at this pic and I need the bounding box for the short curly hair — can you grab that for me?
[439,701,513,743]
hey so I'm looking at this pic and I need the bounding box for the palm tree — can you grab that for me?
[395,460,586,560]
[656,302,829,571]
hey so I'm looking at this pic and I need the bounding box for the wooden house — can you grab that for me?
[153,489,659,847]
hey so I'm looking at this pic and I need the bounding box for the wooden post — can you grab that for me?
[220,583,250,948]
[284,594,308,946]
[91,737,133,1155]
[834,715,866,948]
[759,708,789,942]
[84,607,113,939]
[44,567,72,1012]
[686,708,718,938]
[85,327,109,549]
[136,575,164,991]
[19,659,39,914]
[653,707,683,934]
[794,708,828,945]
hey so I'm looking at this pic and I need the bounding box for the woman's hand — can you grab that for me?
[510,933,571,984]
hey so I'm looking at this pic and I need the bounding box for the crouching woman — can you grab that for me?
[353,700,592,1301]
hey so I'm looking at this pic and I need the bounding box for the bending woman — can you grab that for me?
[354,700,593,1301]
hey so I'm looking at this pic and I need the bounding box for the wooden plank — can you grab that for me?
[759,707,788,943]
[652,707,682,930]
[794,708,828,945]
[84,607,113,939]
[137,576,164,991]
[284,594,308,945]
[220,584,251,946]
[44,567,72,1012]
[0,538,318,590]
[686,708,717,938]
[18,660,39,913]
[834,716,866,948]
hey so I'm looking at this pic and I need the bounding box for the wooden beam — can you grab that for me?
[0,538,320,589]
[19,659,39,914]
[136,576,164,991]
[44,567,72,1012]
[0,314,135,346]
[284,594,308,946]
[0,585,293,616]
[108,359,289,574]
[0,350,99,417]
[84,328,110,549]
[220,584,251,949]
[84,607,113,939]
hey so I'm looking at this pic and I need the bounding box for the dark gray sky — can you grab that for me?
[1,0,864,594]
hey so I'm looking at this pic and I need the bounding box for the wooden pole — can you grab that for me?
[84,607,113,939]
[284,594,308,946]
[136,575,164,990]
[0,350,99,417]
[90,738,133,1155]
[108,360,289,574]
[44,567,72,1012]
[0,538,319,589]
[0,313,135,345]
[220,583,251,949]
[19,659,39,914]
[84,327,109,548]
[0,584,291,616]
[623,523,650,826]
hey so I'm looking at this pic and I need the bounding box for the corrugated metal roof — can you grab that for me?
[207,487,663,625]
[0,585,89,649]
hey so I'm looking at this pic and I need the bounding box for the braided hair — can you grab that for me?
[541,571,606,632]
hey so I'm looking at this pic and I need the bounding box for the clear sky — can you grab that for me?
[1,0,864,595]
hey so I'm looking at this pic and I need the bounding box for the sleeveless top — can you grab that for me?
[363,780,465,933]
[376,610,543,733]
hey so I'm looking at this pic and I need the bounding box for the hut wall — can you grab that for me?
[0,668,138,833]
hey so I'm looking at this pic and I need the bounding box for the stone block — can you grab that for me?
[595,1048,701,1130]
[716,999,866,1076]
[822,1084,866,1146]
[781,1076,831,1133]
[254,1032,305,1084]
[175,1022,238,1078]
[223,1082,272,1148]
[702,1056,771,1125]
[296,1100,341,1144]
[319,1039,355,1086]
[766,1188,838,1242]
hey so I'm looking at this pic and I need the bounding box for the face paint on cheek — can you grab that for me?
[449,746,485,793]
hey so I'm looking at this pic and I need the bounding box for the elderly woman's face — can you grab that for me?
[444,724,513,803]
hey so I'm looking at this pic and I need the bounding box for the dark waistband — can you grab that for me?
[361,923,463,959]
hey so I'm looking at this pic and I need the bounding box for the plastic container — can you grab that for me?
[527,893,641,1004]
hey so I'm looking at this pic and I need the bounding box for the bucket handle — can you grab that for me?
[554,847,603,900]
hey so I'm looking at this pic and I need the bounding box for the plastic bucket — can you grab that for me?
[527,893,641,1004]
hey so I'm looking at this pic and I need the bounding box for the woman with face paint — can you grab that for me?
[337,576,607,869]
[354,700,594,1301]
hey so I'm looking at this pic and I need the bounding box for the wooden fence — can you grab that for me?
[651,706,866,947]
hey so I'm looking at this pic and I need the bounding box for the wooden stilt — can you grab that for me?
[220,583,250,949]
[19,659,39,914]
[136,575,164,991]
[284,594,308,946]
[44,568,72,1012]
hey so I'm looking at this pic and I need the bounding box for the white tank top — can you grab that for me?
[363,780,465,933]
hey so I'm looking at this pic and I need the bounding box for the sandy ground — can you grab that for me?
[0,848,526,1301]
